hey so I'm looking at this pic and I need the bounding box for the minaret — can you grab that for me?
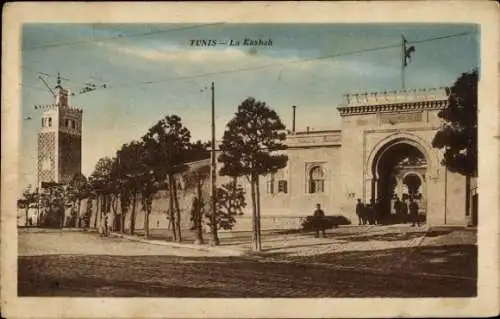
[37,73,83,186]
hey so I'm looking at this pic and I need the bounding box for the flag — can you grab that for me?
[403,36,416,67]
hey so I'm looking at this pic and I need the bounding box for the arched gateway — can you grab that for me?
[337,87,470,226]
[367,136,431,224]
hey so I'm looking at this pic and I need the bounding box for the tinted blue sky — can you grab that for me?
[20,23,479,189]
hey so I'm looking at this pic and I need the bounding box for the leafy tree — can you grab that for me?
[187,140,211,162]
[432,69,478,215]
[38,182,65,228]
[67,173,89,227]
[209,181,246,230]
[20,185,37,226]
[89,157,114,230]
[116,140,144,235]
[432,69,478,176]
[218,97,288,251]
[142,115,191,242]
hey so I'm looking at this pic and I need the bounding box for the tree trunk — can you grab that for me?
[194,177,204,245]
[120,202,126,234]
[75,199,81,228]
[144,210,150,239]
[465,174,471,217]
[25,207,29,227]
[172,175,182,242]
[94,194,99,229]
[144,196,150,240]
[130,191,137,235]
[250,174,259,252]
[168,175,177,241]
[255,175,262,252]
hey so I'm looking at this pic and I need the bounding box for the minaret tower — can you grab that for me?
[37,73,83,186]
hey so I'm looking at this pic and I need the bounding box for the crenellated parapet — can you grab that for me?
[337,87,450,116]
[34,104,83,113]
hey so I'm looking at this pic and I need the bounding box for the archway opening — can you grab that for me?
[371,142,427,225]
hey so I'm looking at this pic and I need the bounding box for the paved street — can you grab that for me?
[18,226,477,297]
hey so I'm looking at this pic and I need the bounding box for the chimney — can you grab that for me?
[306,126,310,133]
[292,105,297,133]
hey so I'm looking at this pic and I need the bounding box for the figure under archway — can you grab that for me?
[371,141,427,224]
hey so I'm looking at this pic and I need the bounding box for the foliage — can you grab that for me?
[218,97,288,178]
[66,173,89,227]
[38,183,66,228]
[432,69,478,177]
[115,140,144,234]
[187,140,210,163]
[142,115,193,241]
[218,97,288,251]
[200,181,247,231]
[20,185,38,226]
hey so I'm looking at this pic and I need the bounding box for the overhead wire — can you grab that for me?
[22,23,225,51]
[21,31,474,95]
[101,31,474,91]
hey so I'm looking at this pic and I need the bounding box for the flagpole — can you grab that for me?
[401,34,405,90]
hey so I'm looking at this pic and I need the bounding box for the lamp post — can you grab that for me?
[210,81,220,246]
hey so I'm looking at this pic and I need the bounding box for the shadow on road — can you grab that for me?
[18,242,477,298]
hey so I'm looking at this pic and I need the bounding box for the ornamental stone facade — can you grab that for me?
[122,86,472,233]
[37,77,83,186]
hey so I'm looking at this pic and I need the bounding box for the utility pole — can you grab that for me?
[210,81,220,246]
[401,35,406,90]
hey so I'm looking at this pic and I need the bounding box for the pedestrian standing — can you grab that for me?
[313,203,326,238]
[401,198,409,223]
[393,196,402,223]
[356,198,364,225]
[367,199,375,225]
[410,198,420,227]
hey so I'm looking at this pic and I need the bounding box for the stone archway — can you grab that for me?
[367,136,430,224]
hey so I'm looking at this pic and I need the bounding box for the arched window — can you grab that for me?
[309,166,325,193]
[48,117,52,127]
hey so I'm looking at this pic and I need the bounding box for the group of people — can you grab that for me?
[310,196,421,238]
[356,196,421,227]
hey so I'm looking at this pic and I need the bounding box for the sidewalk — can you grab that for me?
[108,232,243,257]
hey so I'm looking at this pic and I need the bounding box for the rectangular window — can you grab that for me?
[266,180,274,194]
[315,180,325,193]
[278,180,288,194]
[309,180,325,193]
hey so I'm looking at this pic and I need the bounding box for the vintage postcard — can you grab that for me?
[2,1,499,318]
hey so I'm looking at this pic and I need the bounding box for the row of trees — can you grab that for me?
[21,97,289,251]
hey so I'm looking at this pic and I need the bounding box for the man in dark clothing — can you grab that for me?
[355,199,365,225]
[367,199,375,225]
[401,198,409,223]
[393,196,402,223]
[313,203,326,238]
[410,198,420,227]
